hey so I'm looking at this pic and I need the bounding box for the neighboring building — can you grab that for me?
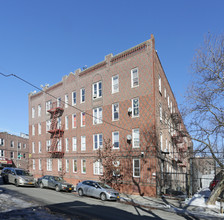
[0,132,29,170]
[28,35,191,197]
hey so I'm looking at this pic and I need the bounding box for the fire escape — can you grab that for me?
[47,101,64,158]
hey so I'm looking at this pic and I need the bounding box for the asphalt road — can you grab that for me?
[0,183,200,220]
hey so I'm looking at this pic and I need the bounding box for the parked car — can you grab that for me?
[37,175,74,192]
[76,180,120,201]
[1,167,35,187]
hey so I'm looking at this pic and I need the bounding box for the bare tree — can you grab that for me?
[183,33,224,204]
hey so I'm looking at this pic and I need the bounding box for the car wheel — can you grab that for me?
[78,188,83,196]
[40,182,44,189]
[100,193,107,201]
[15,180,19,187]
[55,185,60,192]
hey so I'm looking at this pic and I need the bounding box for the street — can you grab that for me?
[0,181,194,220]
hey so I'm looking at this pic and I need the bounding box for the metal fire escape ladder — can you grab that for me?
[47,102,64,158]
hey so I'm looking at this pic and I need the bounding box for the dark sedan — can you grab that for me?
[37,175,74,192]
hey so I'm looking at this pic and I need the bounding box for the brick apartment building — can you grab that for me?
[0,132,29,170]
[28,35,191,197]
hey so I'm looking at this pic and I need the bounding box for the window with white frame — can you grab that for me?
[80,88,85,103]
[0,138,4,146]
[38,141,42,153]
[92,81,102,99]
[32,107,35,119]
[132,128,140,148]
[81,112,86,127]
[39,159,42,170]
[46,120,51,132]
[46,140,51,152]
[10,141,14,148]
[159,104,162,122]
[93,160,103,175]
[57,117,61,129]
[158,74,162,93]
[65,138,69,152]
[10,151,14,159]
[112,103,119,121]
[81,159,86,174]
[112,75,119,93]
[46,100,52,113]
[133,159,140,177]
[93,134,103,150]
[57,139,62,151]
[66,159,69,172]
[112,131,119,149]
[72,91,76,105]
[131,68,139,87]
[65,94,68,108]
[38,123,41,135]
[73,159,77,173]
[58,159,62,171]
[57,97,61,107]
[38,104,41,117]
[18,142,21,149]
[170,101,173,113]
[93,107,102,125]
[0,150,4,157]
[47,158,52,171]
[65,115,68,130]
[32,142,35,153]
[72,137,77,151]
[160,132,163,150]
[132,98,139,117]
[32,125,35,136]
[81,136,86,151]
[72,114,76,128]
[23,143,26,149]
[33,159,35,170]
[164,88,167,98]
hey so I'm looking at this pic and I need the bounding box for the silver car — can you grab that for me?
[76,180,120,201]
[1,167,35,187]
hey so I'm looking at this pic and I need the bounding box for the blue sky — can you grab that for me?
[0,0,223,135]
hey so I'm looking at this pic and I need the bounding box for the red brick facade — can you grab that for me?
[28,35,191,196]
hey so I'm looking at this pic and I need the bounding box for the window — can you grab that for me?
[81,159,86,174]
[81,136,86,151]
[39,159,42,171]
[158,75,162,93]
[38,141,42,153]
[23,144,26,149]
[0,150,4,157]
[133,159,140,177]
[80,88,85,103]
[132,128,140,148]
[132,98,139,117]
[57,117,62,129]
[33,159,35,170]
[92,81,102,99]
[32,107,35,118]
[38,123,41,135]
[46,100,52,113]
[66,159,69,172]
[93,134,103,150]
[160,132,163,150]
[10,141,14,148]
[73,159,77,173]
[65,138,69,152]
[93,160,103,175]
[57,97,61,107]
[38,104,41,117]
[65,94,68,108]
[93,107,102,124]
[112,131,119,149]
[72,114,76,128]
[168,95,170,108]
[72,91,76,105]
[58,159,62,171]
[32,142,35,153]
[112,103,119,121]
[81,112,86,127]
[170,101,173,113]
[46,140,51,152]
[131,68,139,87]
[18,142,21,149]
[112,75,119,93]
[32,125,35,136]
[46,120,51,132]
[65,115,68,130]
[57,139,62,151]
[164,88,167,98]
[23,153,26,159]
[47,159,52,171]
[0,138,4,146]
[159,104,162,122]
[72,137,77,151]
[10,152,14,159]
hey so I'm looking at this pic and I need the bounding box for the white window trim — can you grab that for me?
[132,128,140,148]
[93,107,103,125]
[66,159,69,173]
[133,159,140,178]
[81,112,86,127]
[80,88,85,103]
[112,131,119,149]
[81,136,86,151]
[132,97,139,118]
[112,103,119,121]
[131,67,139,88]
[65,94,68,108]
[65,138,69,152]
[72,137,77,151]
[72,91,76,106]
[65,115,68,130]
[58,159,62,172]
[81,159,86,174]
[112,75,119,94]
[73,159,77,173]
[93,133,103,150]
[92,81,102,99]
[72,114,76,128]
[93,160,103,175]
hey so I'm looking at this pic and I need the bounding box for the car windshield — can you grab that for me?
[53,176,64,181]
[97,182,112,189]
[15,170,30,176]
